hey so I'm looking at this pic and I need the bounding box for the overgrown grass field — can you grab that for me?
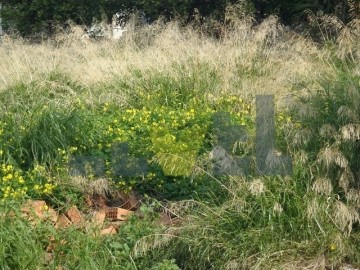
[0,10,360,269]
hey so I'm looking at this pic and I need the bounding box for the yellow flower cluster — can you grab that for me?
[0,162,57,203]
[27,93,254,194]
[95,94,251,180]
[0,164,27,201]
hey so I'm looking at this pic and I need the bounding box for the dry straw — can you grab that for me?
[333,200,359,235]
[346,188,360,208]
[248,178,265,196]
[307,198,320,220]
[70,176,112,197]
[0,14,331,101]
[342,124,360,140]
[312,177,333,195]
[317,147,348,169]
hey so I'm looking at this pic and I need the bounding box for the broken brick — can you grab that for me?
[100,225,117,235]
[106,207,132,221]
[55,214,72,229]
[66,206,84,225]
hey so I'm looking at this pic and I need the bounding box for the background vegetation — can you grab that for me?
[1,0,360,36]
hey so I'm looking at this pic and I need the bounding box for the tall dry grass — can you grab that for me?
[0,15,334,101]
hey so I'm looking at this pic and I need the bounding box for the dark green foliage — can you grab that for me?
[2,0,359,36]
[0,0,103,35]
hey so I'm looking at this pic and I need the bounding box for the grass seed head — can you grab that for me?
[312,177,333,195]
[248,179,265,196]
[333,200,360,234]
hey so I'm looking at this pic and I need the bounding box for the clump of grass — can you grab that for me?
[133,175,360,269]
[291,67,360,195]
[0,73,86,167]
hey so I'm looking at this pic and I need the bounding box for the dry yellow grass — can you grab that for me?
[0,16,336,101]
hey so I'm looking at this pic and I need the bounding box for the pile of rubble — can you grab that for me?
[19,198,135,235]
[5,191,179,267]
[17,190,177,235]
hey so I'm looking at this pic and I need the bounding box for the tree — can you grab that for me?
[0,0,357,36]
[0,0,103,35]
